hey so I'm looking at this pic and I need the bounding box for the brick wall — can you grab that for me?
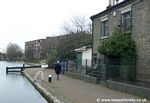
[92,0,150,82]
[132,0,150,81]
[92,19,101,57]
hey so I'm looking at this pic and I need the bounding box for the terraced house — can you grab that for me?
[91,0,150,82]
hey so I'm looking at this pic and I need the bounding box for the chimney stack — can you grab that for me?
[116,0,119,4]
[113,0,115,6]
[109,0,111,6]
[109,0,116,6]
[107,0,119,9]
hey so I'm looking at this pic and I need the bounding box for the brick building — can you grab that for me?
[91,0,150,81]
[25,35,63,60]
[25,39,47,60]
[46,36,63,54]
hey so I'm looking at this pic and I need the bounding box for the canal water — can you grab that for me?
[0,61,48,103]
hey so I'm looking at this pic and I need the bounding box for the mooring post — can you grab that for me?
[23,64,25,70]
[21,64,25,75]
[21,67,23,75]
[6,67,8,74]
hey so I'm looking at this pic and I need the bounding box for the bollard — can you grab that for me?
[48,75,52,82]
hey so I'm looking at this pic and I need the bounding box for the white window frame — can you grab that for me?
[100,15,108,39]
[121,5,132,33]
[120,5,131,14]
[100,15,108,22]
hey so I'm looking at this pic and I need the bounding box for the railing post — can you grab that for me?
[98,59,100,78]
[85,59,87,75]
[21,67,23,75]
[75,59,77,72]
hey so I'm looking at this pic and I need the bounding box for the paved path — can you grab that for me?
[24,68,150,103]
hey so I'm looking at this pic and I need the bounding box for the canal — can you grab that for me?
[0,61,48,103]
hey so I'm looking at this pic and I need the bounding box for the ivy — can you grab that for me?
[98,32,136,81]
[98,32,136,58]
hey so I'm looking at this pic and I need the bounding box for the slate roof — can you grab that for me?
[90,0,138,20]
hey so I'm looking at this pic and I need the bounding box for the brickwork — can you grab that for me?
[92,19,101,57]
[91,0,150,82]
[132,0,150,81]
[108,10,121,35]
[25,35,63,60]
[25,39,47,59]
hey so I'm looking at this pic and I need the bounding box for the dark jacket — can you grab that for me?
[55,63,62,75]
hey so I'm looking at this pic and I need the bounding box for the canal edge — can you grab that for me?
[23,72,61,103]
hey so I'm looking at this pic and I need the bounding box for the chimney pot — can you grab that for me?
[109,0,112,6]
[113,0,115,6]
[116,0,119,4]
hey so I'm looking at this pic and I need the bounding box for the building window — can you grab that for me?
[122,11,131,32]
[101,20,108,38]
[93,53,97,64]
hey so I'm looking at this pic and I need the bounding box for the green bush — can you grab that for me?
[98,32,136,58]
[98,32,136,81]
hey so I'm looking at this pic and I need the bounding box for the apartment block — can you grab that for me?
[25,39,47,60]
[25,35,63,60]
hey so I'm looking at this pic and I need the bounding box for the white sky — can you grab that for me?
[0,0,123,52]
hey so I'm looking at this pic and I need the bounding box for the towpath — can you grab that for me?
[24,68,149,103]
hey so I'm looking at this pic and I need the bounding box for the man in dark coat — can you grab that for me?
[55,61,62,80]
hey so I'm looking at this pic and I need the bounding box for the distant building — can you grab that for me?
[46,36,63,54]
[25,35,64,60]
[91,0,150,81]
[25,39,47,60]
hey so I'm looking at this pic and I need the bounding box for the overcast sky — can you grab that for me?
[0,0,123,52]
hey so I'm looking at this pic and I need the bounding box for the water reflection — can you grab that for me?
[0,61,48,103]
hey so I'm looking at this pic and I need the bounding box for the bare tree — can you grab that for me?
[63,21,74,34]
[58,15,92,60]
[62,15,92,34]
[47,15,92,61]
[71,16,86,32]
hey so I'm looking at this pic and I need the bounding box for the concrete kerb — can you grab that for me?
[106,80,150,100]
[23,72,61,103]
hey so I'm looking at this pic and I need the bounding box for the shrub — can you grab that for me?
[98,32,136,58]
[98,32,136,81]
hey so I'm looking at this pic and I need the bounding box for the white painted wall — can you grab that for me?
[82,48,92,67]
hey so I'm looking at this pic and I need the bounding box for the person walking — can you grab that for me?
[55,61,62,80]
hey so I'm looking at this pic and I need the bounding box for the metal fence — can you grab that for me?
[69,58,150,89]
[68,59,92,75]
[104,59,150,89]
